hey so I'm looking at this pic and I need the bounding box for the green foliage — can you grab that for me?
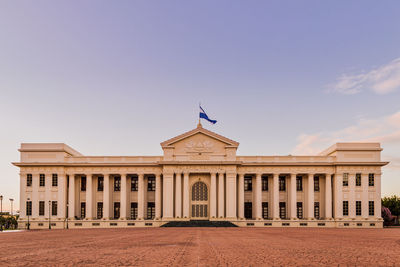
[382,195,400,216]
[0,215,18,230]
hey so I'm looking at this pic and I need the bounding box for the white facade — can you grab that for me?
[13,124,388,228]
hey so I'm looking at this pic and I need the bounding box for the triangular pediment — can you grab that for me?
[160,124,239,148]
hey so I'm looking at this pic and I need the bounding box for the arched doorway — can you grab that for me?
[191,181,209,219]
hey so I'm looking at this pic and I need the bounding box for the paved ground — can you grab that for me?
[1,228,400,266]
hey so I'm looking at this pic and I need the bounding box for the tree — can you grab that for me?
[382,195,400,216]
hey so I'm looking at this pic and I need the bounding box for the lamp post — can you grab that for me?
[9,198,14,216]
[0,195,2,231]
[48,200,51,230]
[27,197,30,230]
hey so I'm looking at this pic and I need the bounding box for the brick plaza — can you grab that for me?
[1,228,399,266]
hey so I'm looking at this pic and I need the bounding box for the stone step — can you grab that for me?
[161,220,238,227]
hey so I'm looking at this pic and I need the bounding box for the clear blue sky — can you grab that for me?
[1,1,400,212]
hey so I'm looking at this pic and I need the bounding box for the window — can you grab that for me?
[40,174,45,187]
[296,176,303,191]
[356,173,361,187]
[131,176,138,191]
[244,202,252,219]
[114,176,121,192]
[147,202,155,219]
[356,201,362,216]
[262,202,268,219]
[343,173,349,186]
[114,202,120,219]
[97,177,104,191]
[52,201,57,216]
[27,174,32,187]
[81,176,86,191]
[244,176,252,191]
[343,201,349,216]
[52,174,58,187]
[39,201,45,216]
[314,177,320,192]
[81,202,86,218]
[262,176,268,191]
[314,202,320,219]
[279,202,286,219]
[26,201,32,216]
[130,202,138,219]
[297,202,303,219]
[369,201,374,216]
[279,176,286,191]
[147,177,155,191]
[369,173,375,186]
[97,202,103,219]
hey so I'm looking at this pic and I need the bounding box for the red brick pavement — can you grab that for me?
[0,228,399,266]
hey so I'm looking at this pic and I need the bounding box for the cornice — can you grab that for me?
[12,160,389,168]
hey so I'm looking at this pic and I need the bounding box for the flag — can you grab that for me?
[199,105,217,124]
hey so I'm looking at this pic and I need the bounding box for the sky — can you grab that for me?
[0,1,399,212]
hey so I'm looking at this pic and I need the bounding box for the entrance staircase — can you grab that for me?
[161,220,238,227]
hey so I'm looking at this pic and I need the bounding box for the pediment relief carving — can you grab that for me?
[185,139,214,153]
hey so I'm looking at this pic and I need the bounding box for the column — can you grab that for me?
[138,173,144,219]
[120,174,127,219]
[103,174,110,219]
[175,173,182,218]
[361,173,368,219]
[238,174,244,219]
[307,173,314,219]
[334,173,343,219]
[349,173,355,219]
[162,173,174,219]
[68,174,75,219]
[183,173,189,218]
[325,173,332,219]
[375,173,382,218]
[45,173,51,219]
[290,173,297,219]
[218,173,225,218]
[57,174,66,219]
[272,173,279,219]
[32,173,39,218]
[210,173,217,218]
[156,173,162,219]
[226,172,237,219]
[86,174,93,219]
[255,173,262,219]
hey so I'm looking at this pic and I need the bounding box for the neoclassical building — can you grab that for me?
[14,124,388,228]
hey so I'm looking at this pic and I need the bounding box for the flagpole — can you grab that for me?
[198,102,202,127]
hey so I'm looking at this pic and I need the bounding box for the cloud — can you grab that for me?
[331,58,400,95]
[292,111,400,171]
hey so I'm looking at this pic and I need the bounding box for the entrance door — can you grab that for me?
[191,181,209,219]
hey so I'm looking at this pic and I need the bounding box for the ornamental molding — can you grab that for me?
[184,139,214,153]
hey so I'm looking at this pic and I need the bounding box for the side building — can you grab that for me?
[12,124,388,228]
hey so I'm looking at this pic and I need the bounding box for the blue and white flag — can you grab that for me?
[199,105,217,124]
